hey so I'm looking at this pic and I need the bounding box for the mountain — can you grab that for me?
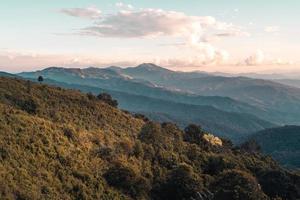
[0,71,19,78]
[120,63,210,86]
[272,79,300,88]
[19,65,300,125]
[116,65,300,125]
[21,77,275,142]
[1,76,299,200]
[250,125,300,169]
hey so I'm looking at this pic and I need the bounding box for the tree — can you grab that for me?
[133,113,149,122]
[97,93,118,108]
[240,139,261,153]
[21,99,37,114]
[184,124,204,145]
[104,163,150,198]
[258,170,300,200]
[154,164,203,200]
[37,76,44,83]
[212,169,268,200]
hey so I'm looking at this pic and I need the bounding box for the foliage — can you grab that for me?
[211,169,268,200]
[0,77,299,200]
[97,93,118,108]
[240,139,261,153]
[38,76,44,83]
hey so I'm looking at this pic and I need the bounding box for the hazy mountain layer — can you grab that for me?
[251,125,300,169]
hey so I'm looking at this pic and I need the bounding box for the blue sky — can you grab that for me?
[0,0,299,72]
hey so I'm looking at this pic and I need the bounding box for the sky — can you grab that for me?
[0,0,299,73]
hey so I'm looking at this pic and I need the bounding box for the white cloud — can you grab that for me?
[245,50,265,65]
[59,6,249,66]
[243,50,294,66]
[80,8,248,40]
[264,26,280,33]
[60,7,102,19]
[186,42,230,65]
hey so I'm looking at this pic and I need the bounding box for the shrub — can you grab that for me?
[139,122,163,147]
[203,156,235,175]
[97,93,118,108]
[184,124,204,145]
[258,170,300,200]
[240,139,261,153]
[154,164,203,200]
[212,169,268,200]
[132,140,144,158]
[133,113,149,122]
[63,127,78,142]
[104,163,150,198]
[21,98,38,114]
[86,92,96,100]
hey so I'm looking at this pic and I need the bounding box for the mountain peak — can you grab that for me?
[42,67,82,73]
[135,63,170,72]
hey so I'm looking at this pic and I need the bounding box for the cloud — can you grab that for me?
[245,50,264,65]
[243,50,293,66]
[264,26,280,33]
[60,7,102,19]
[59,5,248,66]
[80,8,248,40]
[186,42,230,65]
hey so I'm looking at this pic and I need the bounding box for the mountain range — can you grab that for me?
[250,125,300,169]
[0,63,298,143]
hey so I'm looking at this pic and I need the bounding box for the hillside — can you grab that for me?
[117,65,300,125]
[19,65,300,125]
[20,77,275,142]
[1,77,300,200]
[250,126,300,169]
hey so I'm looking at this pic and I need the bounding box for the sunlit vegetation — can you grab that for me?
[0,77,299,200]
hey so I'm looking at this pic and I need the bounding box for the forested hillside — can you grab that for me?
[250,125,300,169]
[0,77,299,200]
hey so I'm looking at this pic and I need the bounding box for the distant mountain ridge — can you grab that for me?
[23,76,276,141]
[18,64,300,126]
[250,125,300,169]
[13,68,281,141]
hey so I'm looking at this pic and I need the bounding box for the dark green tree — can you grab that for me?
[184,124,204,145]
[37,76,44,83]
[104,163,150,198]
[97,93,118,108]
[212,169,268,200]
[154,164,203,200]
[240,139,261,153]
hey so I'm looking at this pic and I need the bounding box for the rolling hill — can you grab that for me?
[19,64,300,125]
[14,76,275,142]
[250,125,300,169]
[1,76,299,200]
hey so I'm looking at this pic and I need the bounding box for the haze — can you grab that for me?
[0,0,299,73]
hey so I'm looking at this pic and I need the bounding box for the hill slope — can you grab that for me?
[26,77,275,142]
[251,125,300,169]
[1,77,300,200]
[19,65,300,125]
[117,65,300,125]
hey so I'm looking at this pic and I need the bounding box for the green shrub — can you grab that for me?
[212,169,268,200]
[154,164,203,200]
[104,163,150,198]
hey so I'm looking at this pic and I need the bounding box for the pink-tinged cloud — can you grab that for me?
[80,8,248,40]
[60,7,102,19]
